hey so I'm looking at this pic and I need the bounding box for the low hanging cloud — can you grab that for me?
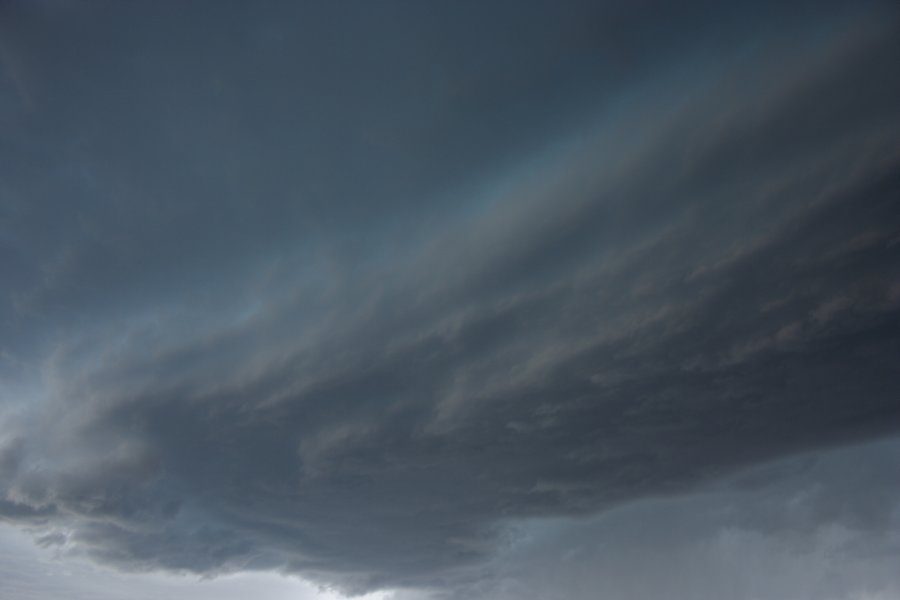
[1,0,899,596]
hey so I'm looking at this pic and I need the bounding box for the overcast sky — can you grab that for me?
[1,1,899,599]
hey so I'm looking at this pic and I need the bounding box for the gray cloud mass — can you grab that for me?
[1,1,899,597]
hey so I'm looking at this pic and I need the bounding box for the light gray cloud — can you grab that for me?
[0,0,898,597]
[452,437,900,600]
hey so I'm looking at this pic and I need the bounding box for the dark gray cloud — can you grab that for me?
[1,0,899,596]
[0,524,365,600]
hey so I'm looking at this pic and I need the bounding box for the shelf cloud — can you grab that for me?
[1,1,898,598]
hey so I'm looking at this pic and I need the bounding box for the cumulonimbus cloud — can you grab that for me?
[0,0,898,595]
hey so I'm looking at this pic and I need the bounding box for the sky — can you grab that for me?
[0,1,899,599]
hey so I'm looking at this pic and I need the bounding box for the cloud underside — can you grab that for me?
[1,1,899,594]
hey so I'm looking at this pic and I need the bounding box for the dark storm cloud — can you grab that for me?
[1,0,899,595]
